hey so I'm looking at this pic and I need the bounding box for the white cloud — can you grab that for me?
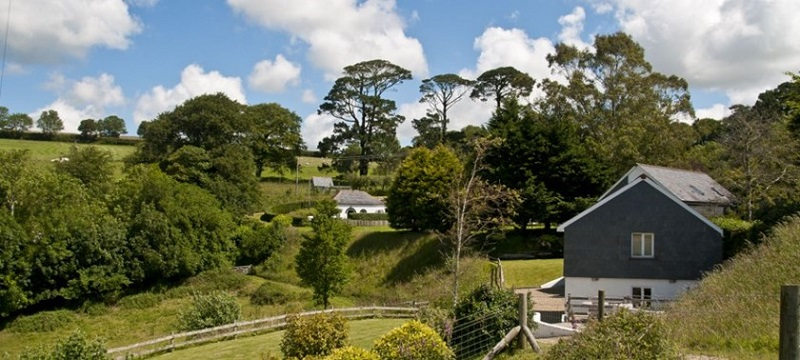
[32,73,126,133]
[227,0,428,79]
[606,0,800,106]
[134,64,246,124]
[301,89,318,104]
[301,112,337,151]
[3,0,141,64]
[248,55,302,93]
[462,27,555,83]
[696,103,731,120]
[558,7,589,49]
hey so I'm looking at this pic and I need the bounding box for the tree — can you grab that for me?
[53,146,114,196]
[97,115,127,138]
[295,199,352,308]
[443,139,519,305]
[318,59,412,176]
[0,106,8,128]
[37,109,64,136]
[78,119,98,140]
[5,113,33,136]
[541,32,694,174]
[244,103,305,178]
[470,66,535,111]
[485,98,609,229]
[417,74,475,145]
[386,146,462,232]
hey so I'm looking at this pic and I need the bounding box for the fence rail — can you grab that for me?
[106,306,418,360]
[343,219,389,227]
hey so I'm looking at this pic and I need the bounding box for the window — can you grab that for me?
[632,287,652,308]
[631,232,654,258]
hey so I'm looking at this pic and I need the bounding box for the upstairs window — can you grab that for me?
[631,232,654,258]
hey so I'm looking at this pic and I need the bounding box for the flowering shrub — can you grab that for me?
[373,320,454,360]
[280,313,349,359]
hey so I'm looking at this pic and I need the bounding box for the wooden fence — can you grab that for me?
[106,306,418,360]
[343,219,389,227]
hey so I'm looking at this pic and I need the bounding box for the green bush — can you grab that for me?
[18,330,107,360]
[177,291,241,331]
[323,346,379,360]
[711,216,756,258]
[235,219,288,265]
[545,309,678,360]
[451,285,530,359]
[373,320,454,360]
[117,292,162,310]
[280,313,348,359]
[346,212,388,221]
[249,281,311,306]
[416,306,454,342]
[8,310,76,333]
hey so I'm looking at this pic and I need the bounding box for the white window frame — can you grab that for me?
[632,286,652,308]
[631,232,654,258]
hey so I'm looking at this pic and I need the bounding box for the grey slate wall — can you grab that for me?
[563,181,722,280]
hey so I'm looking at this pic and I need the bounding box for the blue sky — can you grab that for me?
[1,0,798,149]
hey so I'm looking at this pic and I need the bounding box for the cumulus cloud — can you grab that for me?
[134,64,246,124]
[32,73,126,133]
[227,0,428,79]
[696,103,732,120]
[248,55,302,93]
[3,0,141,64]
[301,112,337,151]
[606,0,800,105]
[462,27,555,83]
[558,7,590,49]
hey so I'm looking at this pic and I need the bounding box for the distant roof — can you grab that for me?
[333,190,384,206]
[312,176,334,188]
[600,164,734,205]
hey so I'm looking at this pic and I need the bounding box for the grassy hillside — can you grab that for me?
[0,138,135,163]
[665,215,800,358]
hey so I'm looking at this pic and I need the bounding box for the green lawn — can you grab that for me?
[151,318,409,360]
[500,259,563,288]
[0,138,135,163]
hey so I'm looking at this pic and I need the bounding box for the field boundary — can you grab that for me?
[106,306,418,359]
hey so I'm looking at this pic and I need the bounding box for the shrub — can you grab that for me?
[18,330,107,360]
[177,291,241,331]
[8,310,76,333]
[280,313,348,359]
[249,281,311,306]
[323,346,379,360]
[451,285,528,359]
[416,306,454,342]
[711,216,756,258]
[373,320,454,360]
[346,213,388,221]
[235,219,287,265]
[117,292,162,310]
[544,309,678,360]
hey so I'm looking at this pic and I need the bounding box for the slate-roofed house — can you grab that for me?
[333,190,385,218]
[312,176,335,189]
[557,164,734,303]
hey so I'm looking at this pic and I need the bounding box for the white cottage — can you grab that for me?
[333,190,385,218]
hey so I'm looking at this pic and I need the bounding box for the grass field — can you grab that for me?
[500,259,563,288]
[0,138,136,163]
[151,318,408,360]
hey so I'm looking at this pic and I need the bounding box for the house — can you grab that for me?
[312,176,335,189]
[333,189,386,218]
[557,164,734,303]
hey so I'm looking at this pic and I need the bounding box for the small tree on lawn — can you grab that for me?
[296,199,352,308]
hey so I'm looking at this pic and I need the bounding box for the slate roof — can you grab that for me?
[312,176,334,188]
[333,190,384,206]
[600,164,734,205]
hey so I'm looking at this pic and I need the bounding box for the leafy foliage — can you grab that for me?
[36,110,64,137]
[451,285,525,359]
[177,291,241,331]
[545,309,678,360]
[323,346,379,360]
[280,313,349,359]
[470,66,535,111]
[295,199,352,308]
[17,330,108,360]
[234,218,288,265]
[373,320,454,360]
[415,74,475,147]
[386,146,461,232]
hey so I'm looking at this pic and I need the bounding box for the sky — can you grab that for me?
[1,0,798,150]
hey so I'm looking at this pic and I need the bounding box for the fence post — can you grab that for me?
[780,285,800,360]
[598,290,605,322]
[517,292,527,350]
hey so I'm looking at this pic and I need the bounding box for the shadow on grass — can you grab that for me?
[347,230,448,285]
